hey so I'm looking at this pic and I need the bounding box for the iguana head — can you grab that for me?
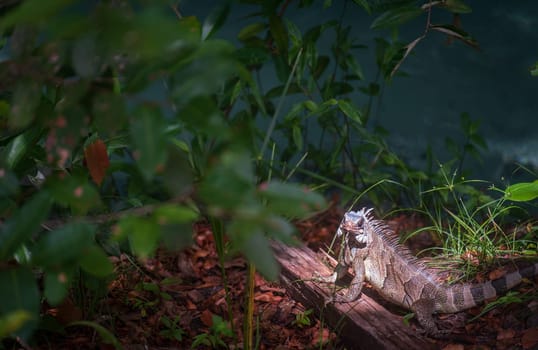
[336,208,373,246]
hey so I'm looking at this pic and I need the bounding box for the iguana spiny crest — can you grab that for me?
[320,208,538,336]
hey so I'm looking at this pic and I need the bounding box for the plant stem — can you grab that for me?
[259,48,303,160]
[209,217,237,345]
[243,262,256,350]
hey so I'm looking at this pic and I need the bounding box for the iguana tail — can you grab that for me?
[438,261,538,313]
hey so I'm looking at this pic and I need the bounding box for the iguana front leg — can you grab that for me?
[313,228,351,284]
[333,250,366,303]
[314,262,347,284]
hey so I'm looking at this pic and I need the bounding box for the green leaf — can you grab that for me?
[211,315,233,337]
[130,106,167,181]
[32,222,96,267]
[0,0,71,30]
[257,181,326,218]
[269,14,289,57]
[153,204,197,251]
[0,168,19,197]
[202,2,231,40]
[303,100,318,112]
[118,217,161,259]
[0,267,39,339]
[371,6,423,29]
[178,96,229,137]
[79,245,113,277]
[352,0,371,14]
[445,137,459,156]
[292,125,303,151]
[172,41,241,102]
[504,181,538,202]
[123,9,198,59]
[154,204,198,224]
[286,19,302,49]
[67,321,123,350]
[259,215,296,243]
[235,46,271,67]
[359,82,380,96]
[8,80,41,129]
[429,24,479,49]
[161,222,194,251]
[470,134,487,150]
[0,191,52,260]
[238,23,266,42]
[161,146,194,197]
[312,55,329,79]
[0,310,33,339]
[531,62,538,76]
[199,151,255,210]
[235,228,279,281]
[92,92,127,133]
[323,81,354,96]
[338,100,362,125]
[48,176,101,215]
[72,34,99,78]
[3,126,43,169]
[44,270,72,306]
[265,83,303,99]
[442,0,472,14]
[345,55,364,80]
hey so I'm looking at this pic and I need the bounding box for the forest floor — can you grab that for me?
[30,203,538,349]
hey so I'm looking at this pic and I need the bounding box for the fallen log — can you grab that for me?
[271,240,436,350]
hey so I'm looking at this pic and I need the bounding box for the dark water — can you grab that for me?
[181,0,538,183]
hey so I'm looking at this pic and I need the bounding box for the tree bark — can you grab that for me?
[271,240,436,350]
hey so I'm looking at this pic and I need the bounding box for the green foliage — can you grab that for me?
[0,191,52,260]
[0,311,32,340]
[532,62,538,76]
[444,113,487,175]
[411,166,528,279]
[292,309,314,328]
[2,0,530,346]
[191,315,233,349]
[468,291,527,322]
[504,180,538,202]
[159,316,185,342]
[370,5,423,29]
[0,268,39,339]
[67,321,123,350]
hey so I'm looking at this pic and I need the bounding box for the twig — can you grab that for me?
[170,2,182,19]
[40,192,193,231]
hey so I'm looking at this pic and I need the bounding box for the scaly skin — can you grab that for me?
[316,208,538,336]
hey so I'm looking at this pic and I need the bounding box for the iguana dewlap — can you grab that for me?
[318,208,538,336]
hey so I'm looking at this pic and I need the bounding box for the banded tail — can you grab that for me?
[439,261,538,313]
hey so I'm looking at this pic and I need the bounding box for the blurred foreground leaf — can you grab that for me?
[0,267,39,339]
[0,191,52,260]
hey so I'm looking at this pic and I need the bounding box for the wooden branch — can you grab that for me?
[271,240,436,350]
[40,194,191,231]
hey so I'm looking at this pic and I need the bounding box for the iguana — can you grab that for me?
[317,208,538,336]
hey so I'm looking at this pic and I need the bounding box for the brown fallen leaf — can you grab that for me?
[254,291,283,303]
[497,328,516,340]
[53,297,83,325]
[200,309,213,327]
[522,327,538,349]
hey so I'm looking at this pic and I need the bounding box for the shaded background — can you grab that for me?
[181,0,538,183]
